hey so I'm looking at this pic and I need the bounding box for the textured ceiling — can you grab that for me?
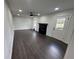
[6,0,74,16]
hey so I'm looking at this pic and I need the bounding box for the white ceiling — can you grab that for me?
[6,0,74,16]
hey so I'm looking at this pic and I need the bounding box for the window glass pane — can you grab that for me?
[56,18,65,30]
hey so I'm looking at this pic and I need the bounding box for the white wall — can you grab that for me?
[13,17,33,30]
[4,2,14,59]
[64,31,74,59]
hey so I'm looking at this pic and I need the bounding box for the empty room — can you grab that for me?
[4,0,74,59]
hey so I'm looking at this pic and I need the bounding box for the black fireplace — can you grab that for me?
[39,23,48,35]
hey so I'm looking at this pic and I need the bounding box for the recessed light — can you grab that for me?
[54,8,59,11]
[17,14,20,16]
[19,9,22,12]
[37,13,40,16]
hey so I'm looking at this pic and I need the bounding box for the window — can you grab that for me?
[56,17,65,30]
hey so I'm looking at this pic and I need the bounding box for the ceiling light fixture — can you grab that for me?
[19,9,22,12]
[54,8,59,11]
[37,13,40,16]
[17,14,20,16]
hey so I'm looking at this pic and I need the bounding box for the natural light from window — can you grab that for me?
[56,17,65,30]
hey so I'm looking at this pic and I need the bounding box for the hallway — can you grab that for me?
[12,30,67,59]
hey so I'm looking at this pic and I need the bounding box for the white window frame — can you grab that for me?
[55,17,66,30]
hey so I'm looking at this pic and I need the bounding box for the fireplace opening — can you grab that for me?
[39,23,48,35]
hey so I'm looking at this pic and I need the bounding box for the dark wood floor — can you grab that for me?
[12,30,67,59]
